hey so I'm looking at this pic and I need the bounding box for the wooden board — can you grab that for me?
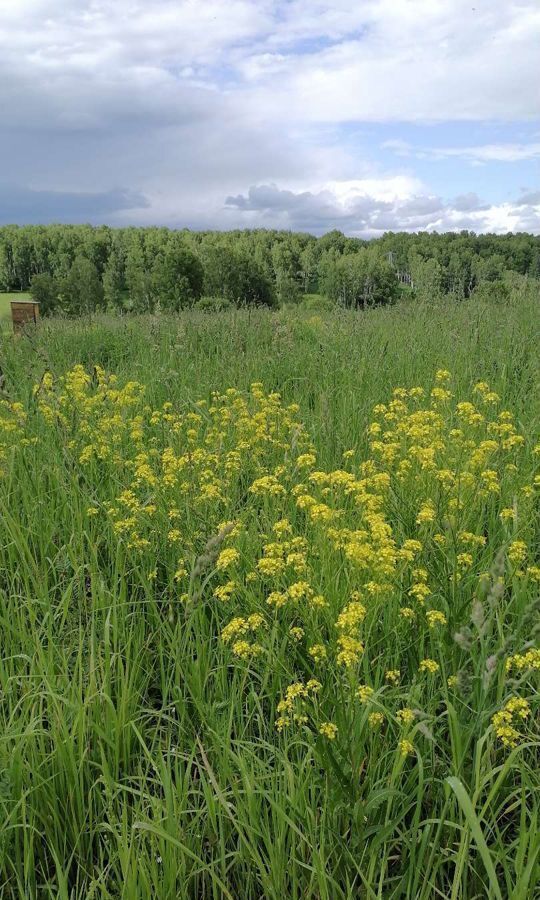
[11,301,40,331]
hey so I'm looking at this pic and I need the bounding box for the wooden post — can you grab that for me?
[11,300,40,332]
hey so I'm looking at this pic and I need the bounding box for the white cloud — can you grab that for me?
[383,140,540,163]
[2,0,539,128]
[225,180,540,236]
[238,0,540,124]
[435,143,540,163]
[0,1,539,230]
[324,176,424,203]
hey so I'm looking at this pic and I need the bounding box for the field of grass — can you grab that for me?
[0,289,539,898]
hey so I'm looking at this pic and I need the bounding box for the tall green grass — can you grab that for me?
[0,289,539,899]
[3,292,539,456]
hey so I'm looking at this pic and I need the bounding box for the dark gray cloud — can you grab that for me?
[453,193,488,212]
[226,184,396,231]
[225,184,362,221]
[0,69,221,134]
[0,184,149,225]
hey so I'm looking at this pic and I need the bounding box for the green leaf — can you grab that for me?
[446,776,503,900]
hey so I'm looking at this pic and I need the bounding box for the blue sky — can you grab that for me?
[0,0,539,234]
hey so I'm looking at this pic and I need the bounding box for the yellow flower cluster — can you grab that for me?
[508,541,527,567]
[396,707,416,727]
[0,398,34,476]
[319,721,338,740]
[398,739,415,757]
[275,679,322,732]
[419,659,440,675]
[25,366,538,754]
[426,610,447,628]
[221,614,265,659]
[216,548,240,571]
[368,712,384,729]
[505,649,540,673]
[492,697,530,748]
[357,685,374,703]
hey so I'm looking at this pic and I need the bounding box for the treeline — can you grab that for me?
[0,224,539,315]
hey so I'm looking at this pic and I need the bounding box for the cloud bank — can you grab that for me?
[226,182,540,236]
[1,0,539,233]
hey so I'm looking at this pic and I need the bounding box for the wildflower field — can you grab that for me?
[0,292,539,899]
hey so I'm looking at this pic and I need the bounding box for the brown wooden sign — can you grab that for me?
[11,300,40,332]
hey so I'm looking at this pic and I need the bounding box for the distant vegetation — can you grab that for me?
[0,224,539,316]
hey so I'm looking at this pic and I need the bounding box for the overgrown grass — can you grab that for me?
[0,288,539,898]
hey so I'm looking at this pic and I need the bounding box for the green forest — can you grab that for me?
[1,225,539,315]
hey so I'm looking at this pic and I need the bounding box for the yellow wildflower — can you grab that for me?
[368,712,384,729]
[398,739,415,756]
[426,610,447,628]
[396,707,415,727]
[216,548,240,571]
[308,644,327,662]
[319,722,338,740]
[419,658,439,674]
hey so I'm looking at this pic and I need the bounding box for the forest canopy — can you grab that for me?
[0,224,539,315]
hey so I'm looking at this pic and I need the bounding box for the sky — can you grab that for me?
[1,0,539,235]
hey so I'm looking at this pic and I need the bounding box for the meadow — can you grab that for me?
[0,289,539,898]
